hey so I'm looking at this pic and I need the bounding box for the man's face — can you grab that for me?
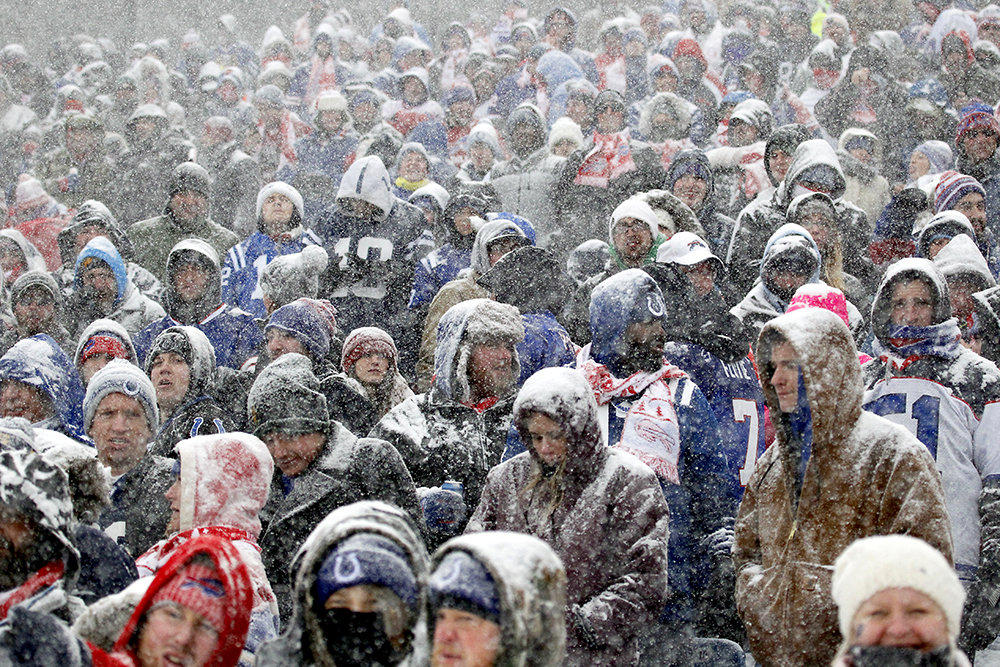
[137,602,219,667]
[262,430,325,477]
[672,174,708,211]
[82,263,118,311]
[469,143,494,171]
[66,126,101,156]
[769,340,800,413]
[487,237,523,267]
[340,197,380,219]
[679,260,716,297]
[467,343,516,400]
[262,192,295,235]
[431,608,502,667]
[173,262,211,303]
[90,392,152,476]
[908,152,931,181]
[150,351,191,415]
[623,319,666,372]
[317,110,345,134]
[546,13,573,45]
[170,191,208,224]
[511,123,542,156]
[728,120,757,148]
[954,192,987,237]
[13,286,55,335]
[267,329,309,360]
[963,128,998,164]
[565,98,591,127]
[351,101,379,128]
[612,218,654,264]
[0,380,53,424]
[447,100,475,128]
[399,152,429,182]
[947,276,978,324]
[595,105,625,134]
[401,78,427,104]
[80,354,114,386]
[889,279,935,328]
[453,207,477,237]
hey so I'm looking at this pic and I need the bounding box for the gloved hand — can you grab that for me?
[957,579,1000,656]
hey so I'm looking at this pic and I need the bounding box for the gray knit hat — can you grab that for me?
[247,353,329,437]
[83,359,159,436]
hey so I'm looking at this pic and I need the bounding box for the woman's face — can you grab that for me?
[850,587,949,653]
[526,412,568,465]
[908,151,931,181]
[355,353,390,385]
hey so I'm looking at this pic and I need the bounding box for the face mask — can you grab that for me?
[320,608,397,667]
[847,645,951,667]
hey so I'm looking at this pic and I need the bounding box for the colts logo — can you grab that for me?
[647,293,665,317]
[334,554,364,583]
[434,558,464,587]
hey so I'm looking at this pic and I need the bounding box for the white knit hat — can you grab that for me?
[831,535,965,641]
[548,116,584,152]
[609,198,659,240]
[255,181,305,220]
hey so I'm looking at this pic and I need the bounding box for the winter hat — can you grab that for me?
[934,170,986,214]
[255,181,304,221]
[315,533,418,610]
[918,210,976,257]
[442,86,476,109]
[78,331,132,366]
[145,326,216,398]
[265,299,331,360]
[11,270,61,309]
[409,182,450,216]
[956,100,1000,145]
[84,359,158,436]
[254,84,284,108]
[428,550,501,624]
[12,175,52,218]
[169,162,210,199]
[786,283,851,328]
[763,233,820,277]
[796,165,840,190]
[913,141,953,175]
[729,99,773,136]
[657,231,722,271]
[150,561,227,632]
[548,116,584,152]
[832,535,964,641]
[314,92,350,123]
[341,327,398,375]
[609,199,659,240]
[247,352,329,437]
[259,245,329,306]
[418,485,467,539]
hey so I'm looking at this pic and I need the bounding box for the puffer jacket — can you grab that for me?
[734,307,954,667]
[468,367,669,667]
[256,501,429,667]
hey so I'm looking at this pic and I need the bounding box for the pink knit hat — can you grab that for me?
[786,283,850,328]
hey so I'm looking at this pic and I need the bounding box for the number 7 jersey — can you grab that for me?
[862,350,1000,578]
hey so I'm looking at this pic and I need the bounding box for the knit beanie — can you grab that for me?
[259,245,329,307]
[79,335,131,365]
[11,270,61,309]
[169,162,210,199]
[609,198,660,240]
[84,359,158,435]
[934,170,986,214]
[265,299,331,360]
[341,327,398,375]
[955,100,1000,146]
[247,352,329,437]
[786,283,851,328]
[255,181,305,220]
[150,561,227,633]
[315,534,418,611]
[429,551,501,625]
[832,535,964,641]
[548,116,584,152]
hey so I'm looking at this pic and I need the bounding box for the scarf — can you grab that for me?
[259,111,304,166]
[872,319,963,371]
[395,175,431,193]
[649,139,691,169]
[0,561,64,620]
[577,352,687,482]
[305,54,338,110]
[575,128,636,187]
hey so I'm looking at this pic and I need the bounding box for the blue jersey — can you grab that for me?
[133,305,265,370]
[221,230,323,318]
[664,341,767,501]
[408,244,472,309]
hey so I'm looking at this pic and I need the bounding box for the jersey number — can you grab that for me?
[866,393,941,458]
[734,398,760,487]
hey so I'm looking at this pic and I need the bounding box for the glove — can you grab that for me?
[702,526,735,558]
[957,579,1000,656]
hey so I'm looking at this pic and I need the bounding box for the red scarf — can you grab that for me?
[0,561,64,620]
[575,128,636,187]
[305,55,338,110]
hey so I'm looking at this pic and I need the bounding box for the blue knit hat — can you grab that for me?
[934,170,986,214]
[429,551,501,624]
[265,300,331,360]
[315,533,418,610]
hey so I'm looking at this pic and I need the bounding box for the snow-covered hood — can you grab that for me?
[933,233,996,291]
[916,210,976,259]
[145,325,217,401]
[432,532,566,667]
[871,258,953,344]
[175,433,272,536]
[665,149,717,220]
[58,200,134,266]
[0,334,88,442]
[288,501,430,666]
[470,219,528,277]
[433,298,524,403]
[588,269,667,377]
[638,92,692,141]
[536,50,584,91]
[837,127,882,163]
[336,155,394,222]
[777,139,846,209]
[73,318,138,368]
[165,238,222,323]
[74,236,130,307]
[757,307,863,453]
[0,229,46,278]
[758,223,822,309]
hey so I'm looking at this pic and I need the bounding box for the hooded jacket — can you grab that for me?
[666,149,736,256]
[836,128,891,224]
[313,156,428,337]
[112,535,253,667]
[933,233,996,292]
[469,367,669,667]
[372,298,524,518]
[0,334,89,443]
[71,237,166,340]
[135,434,278,667]
[145,326,233,458]
[135,239,263,370]
[735,308,954,667]
[430,532,567,667]
[728,140,873,294]
[862,259,1000,626]
[257,501,429,667]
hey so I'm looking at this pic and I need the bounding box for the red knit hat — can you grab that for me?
[341,326,398,373]
[149,561,227,633]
